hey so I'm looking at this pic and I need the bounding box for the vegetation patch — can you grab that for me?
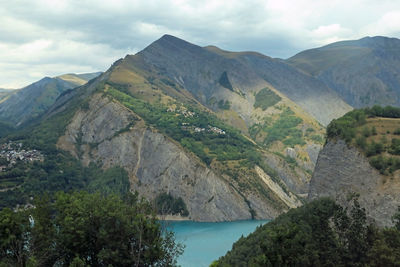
[0,121,14,138]
[0,191,183,266]
[253,87,281,111]
[155,192,189,216]
[327,105,400,174]
[255,108,304,147]
[218,99,231,110]
[106,86,257,166]
[214,197,400,266]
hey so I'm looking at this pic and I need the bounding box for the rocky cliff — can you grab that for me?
[57,93,302,221]
[309,140,400,226]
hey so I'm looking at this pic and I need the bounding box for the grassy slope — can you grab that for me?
[327,106,400,175]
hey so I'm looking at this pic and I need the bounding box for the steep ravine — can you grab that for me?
[57,93,299,221]
[309,140,400,226]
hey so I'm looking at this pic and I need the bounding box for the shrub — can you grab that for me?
[218,99,231,110]
[254,88,282,111]
[155,192,189,216]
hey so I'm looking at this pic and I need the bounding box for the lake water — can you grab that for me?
[164,220,269,267]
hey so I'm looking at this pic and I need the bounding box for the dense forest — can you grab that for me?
[214,198,400,266]
[0,191,183,266]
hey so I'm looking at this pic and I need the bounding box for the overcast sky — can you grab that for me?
[1,0,400,88]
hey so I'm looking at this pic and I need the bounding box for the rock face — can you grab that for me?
[309,140,400,226]
[57,93,296,221]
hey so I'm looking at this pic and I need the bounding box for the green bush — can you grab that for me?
[253,88,281,111]
[263,108,303,146]
[218,99,231,110]
[390,139,400,155]
[366,141,384,157]
[310,134,324,143]
[155,192,189,216]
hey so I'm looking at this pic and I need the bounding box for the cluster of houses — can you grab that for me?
[167,106,226,135]
[0,142,44,171]
[166,106,196,117]
[183,124,226,135]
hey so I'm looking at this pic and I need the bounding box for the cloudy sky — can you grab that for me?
[1,0,400,88]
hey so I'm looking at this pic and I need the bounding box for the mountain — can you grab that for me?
[0,72,102,126]
[309,107,400,226]
[288,36,400,108]
[0,88,15,103]
[0,35,352,221]
[140,35,351,126]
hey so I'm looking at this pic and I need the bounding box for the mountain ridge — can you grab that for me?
[0,72,102,126]
[4,34,399,222]
[288,36,400,108]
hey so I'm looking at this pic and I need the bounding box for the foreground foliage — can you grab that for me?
[0,191,183,266]
[214,198,400,266]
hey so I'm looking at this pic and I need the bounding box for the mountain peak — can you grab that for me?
[153,34,192,47]
[141,34,201,55]
[321,35,400,50]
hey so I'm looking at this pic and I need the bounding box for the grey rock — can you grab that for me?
[58,94,292,221]
[309,140,400,227]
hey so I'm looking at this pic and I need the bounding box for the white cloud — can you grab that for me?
[309,24,353,45]
[362,10,400,37]
[0,0,400,87]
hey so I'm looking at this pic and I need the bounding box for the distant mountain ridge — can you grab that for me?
[288,36,400,108]
[0,72,101,126]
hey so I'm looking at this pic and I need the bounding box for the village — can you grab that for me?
[0,141,44,171]
[167,106,226,135]
[181,123,226,135]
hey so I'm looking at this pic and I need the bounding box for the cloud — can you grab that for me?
[362,11,400,37]
[0,0,400,88]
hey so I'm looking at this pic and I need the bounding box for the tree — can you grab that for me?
[393,206,400,231]
[0,191,183,266]
[215,198,400,266]
[0,208,30,267]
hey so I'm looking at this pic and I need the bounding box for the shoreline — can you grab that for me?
[156,214,191,221]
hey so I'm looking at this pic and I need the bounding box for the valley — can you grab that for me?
[1,34,400,265]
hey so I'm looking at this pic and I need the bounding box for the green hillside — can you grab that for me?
[327,106,400,175]
[0,81,129,208]
[214,198,400,266]
[0,72,101,126]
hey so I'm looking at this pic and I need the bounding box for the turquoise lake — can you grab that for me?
[165,220,269,267]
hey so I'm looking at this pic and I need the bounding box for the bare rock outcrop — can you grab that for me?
[309,140,400,226]
[57,93,298,221]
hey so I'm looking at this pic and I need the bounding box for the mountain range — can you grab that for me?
[0,72,101,127]
[1,35,400,222]
[288,36,400,108]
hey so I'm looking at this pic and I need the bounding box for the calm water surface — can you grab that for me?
[165,220,269,267]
